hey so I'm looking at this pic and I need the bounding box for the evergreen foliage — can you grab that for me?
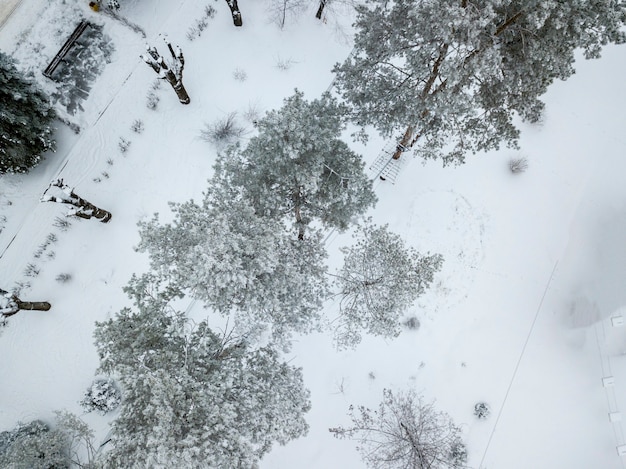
[0,420,69,469]
[137,177,330,346]
[330,388,467,469]
[0,51,56,173]
[334,222,442,347]
[221,90,377,239]
[333,0,626,165]
[93,276,311,468]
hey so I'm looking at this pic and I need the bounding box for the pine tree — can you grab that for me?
[332,222,442,348]
[137,176,330,346]
[333,0,626,165]
[0,51,56,173]
[94,276,311,468]
[223,90,377,240]
[0,420,70,469]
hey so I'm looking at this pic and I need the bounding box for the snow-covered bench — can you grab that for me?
[43,20,91,79]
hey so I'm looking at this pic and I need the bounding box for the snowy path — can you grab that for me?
[0,0,21,30]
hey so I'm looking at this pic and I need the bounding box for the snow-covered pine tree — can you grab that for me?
[137,174,330,346]
[333,222,442,348]
[0,51,56,174]
[222,90,377,240]
[333,0,626,165]
[93,276,311,468]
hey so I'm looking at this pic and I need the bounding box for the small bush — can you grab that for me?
[53,217,72,231]
[243,102,261,124]
[118,137,131,153]
[233,68,247,82]
[56,273,72,283]
[80,377,122,415]
[474,402,490,420]
[0,420,70,468]
[146,91,160,110]
[130,119,144,134]
[403,316,420,330]
[275,56,297,71]
[509,156,528,174]
[23,263,40,277]
[200,112,246,148]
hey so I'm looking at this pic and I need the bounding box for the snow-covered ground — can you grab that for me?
[1,1,626,468]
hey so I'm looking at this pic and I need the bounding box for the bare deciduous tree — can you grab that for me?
[330,389,467,469]
[1,289,51,317]
[225,0,243,26]
[141,38,190,104]
[41,179,112,222]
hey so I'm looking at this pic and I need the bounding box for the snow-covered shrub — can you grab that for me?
[23,263,40,277]
[55,273,72,283]
[233,67,248,81]
[130,119,144,134]
[474,402,491,420]
[0,420,70,469]
[275,55,297,71]
[145,79,164,109]
[187,4,217,41]
[200,112,246,148]
[509,156,529,173]
[53,216,72,231]
[80,377,122,415]
[243,101,261,123]
[403,315,420,330]
[118,137,131,153]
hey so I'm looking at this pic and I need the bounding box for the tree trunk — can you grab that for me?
[225,0,243,27]
[315,0,327,19]
[74,195,112,222]
[392,125,414,160]
[293,188,305,240]
[164,70,190,105]
[16,301,51,311]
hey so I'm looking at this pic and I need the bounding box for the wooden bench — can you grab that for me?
[43,20,90,79]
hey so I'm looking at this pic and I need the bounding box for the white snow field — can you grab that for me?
[1,1,626,468]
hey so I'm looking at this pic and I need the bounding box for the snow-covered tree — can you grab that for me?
[0,51,56,174]
[332,222,442,348]
[0,288,51,317]
[222,91,376,240]
[93,276,311,468]
[137,176,330,346]
[330,389,467,469]
[41,178,112,222]
[0,420,70,469]
[141,38,190,104]
[333,0,626,165]
[225,0,243,26]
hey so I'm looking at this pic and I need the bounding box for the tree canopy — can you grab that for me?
[0,51,56,173]
[94,276,311,468]
[333,0,626,164]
